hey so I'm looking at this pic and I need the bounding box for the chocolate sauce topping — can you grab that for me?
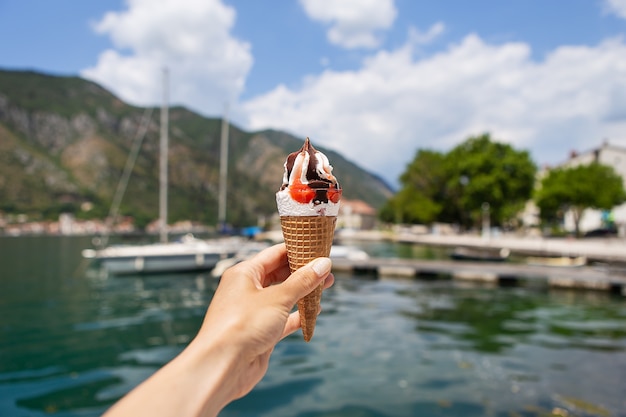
[283,138,340,188]
[278,137,342,209]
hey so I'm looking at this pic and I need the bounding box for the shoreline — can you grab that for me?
[336,229,626,264]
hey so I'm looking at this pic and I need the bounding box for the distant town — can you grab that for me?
[0,199,378,237]
[0,213,212,237]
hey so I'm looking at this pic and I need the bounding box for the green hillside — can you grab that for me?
[0,69,393,228]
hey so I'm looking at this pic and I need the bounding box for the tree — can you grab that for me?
[441,134,536,229]
[535,162,626,236]
[379,150,445,224]
[380,134,537,229]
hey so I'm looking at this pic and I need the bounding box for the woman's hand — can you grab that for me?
[195,243,334,405]
[103,243,334,417]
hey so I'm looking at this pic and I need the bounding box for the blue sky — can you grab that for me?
[1,0,626,186]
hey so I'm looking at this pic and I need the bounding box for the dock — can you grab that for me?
[331,257,626,296]
[391,233,626,264]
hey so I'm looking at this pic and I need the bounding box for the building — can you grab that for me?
[338,199,377,230]
[558,141,626,235]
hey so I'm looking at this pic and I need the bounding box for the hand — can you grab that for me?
[103,243,334,417]
[195,243,335,404]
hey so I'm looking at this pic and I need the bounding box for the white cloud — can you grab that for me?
[81,0,252,115]
[605,0,626,19]
[299,0,397,49]
[241,34,626,186]
[407,22,445,46]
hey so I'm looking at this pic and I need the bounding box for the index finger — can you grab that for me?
[247,243,292,286]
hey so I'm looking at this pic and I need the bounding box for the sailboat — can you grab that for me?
[82,70,241,275]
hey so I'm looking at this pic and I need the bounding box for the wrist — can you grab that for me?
[180,335,241,416]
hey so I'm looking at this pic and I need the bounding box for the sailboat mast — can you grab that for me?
[159,68,169,243]
[218,104,229,231]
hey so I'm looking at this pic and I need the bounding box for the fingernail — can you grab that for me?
[311,258,332,277]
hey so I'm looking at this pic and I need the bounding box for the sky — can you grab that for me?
[1,0,626,187]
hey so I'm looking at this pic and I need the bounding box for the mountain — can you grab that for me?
[0,69,393,228]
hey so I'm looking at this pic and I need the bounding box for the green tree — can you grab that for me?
[381,134,536,229]
[442,134,536,229]
[535,162,626,236]
[380,150,445,224]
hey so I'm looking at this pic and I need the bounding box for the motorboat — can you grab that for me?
[330,245,370,261]
[82,234,242,275]
[526,255,587,267]
[211,243,370,278]
[450,246,510,262]
[210,240,271,278]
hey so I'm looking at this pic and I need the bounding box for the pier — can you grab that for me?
[392,233,626,264]
[331,257,626,296]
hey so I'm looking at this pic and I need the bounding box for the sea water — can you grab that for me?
[0,236,624,417]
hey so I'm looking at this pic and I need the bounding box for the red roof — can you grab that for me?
[340,199,376,216]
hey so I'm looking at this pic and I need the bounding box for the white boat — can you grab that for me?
[82,234,241,275]
[450,246,510,262]
[526,255,587,268]
[210,243,370,278]
[210,240,271,278]
[330,245,370,261]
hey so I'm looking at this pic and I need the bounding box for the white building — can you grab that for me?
[558,141,626,235]
[337,199,377,230]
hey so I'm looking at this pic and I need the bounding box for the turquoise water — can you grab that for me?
[1,236,625,416]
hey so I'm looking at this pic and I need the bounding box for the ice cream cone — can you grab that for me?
[280,215,337,342]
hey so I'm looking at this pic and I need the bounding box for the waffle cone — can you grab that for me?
[280,215,337,342]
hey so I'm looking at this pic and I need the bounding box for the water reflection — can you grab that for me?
[223,277,626,417]
[2,267,215,415]
[1,238,217,416]
[1,236,625,417]
[398,282,626,353]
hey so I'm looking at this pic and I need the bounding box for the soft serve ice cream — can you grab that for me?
[276,137,341,342]
[276,137,342,216]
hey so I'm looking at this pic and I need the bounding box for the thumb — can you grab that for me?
[277,257,332,306]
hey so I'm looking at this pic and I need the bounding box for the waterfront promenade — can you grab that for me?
[336,229,626,264]
[332,256,626,294]
[333,229,626,295]
[394,232,626,263]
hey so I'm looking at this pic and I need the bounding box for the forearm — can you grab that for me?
[103,338,238,417]
[102,246,332,417]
